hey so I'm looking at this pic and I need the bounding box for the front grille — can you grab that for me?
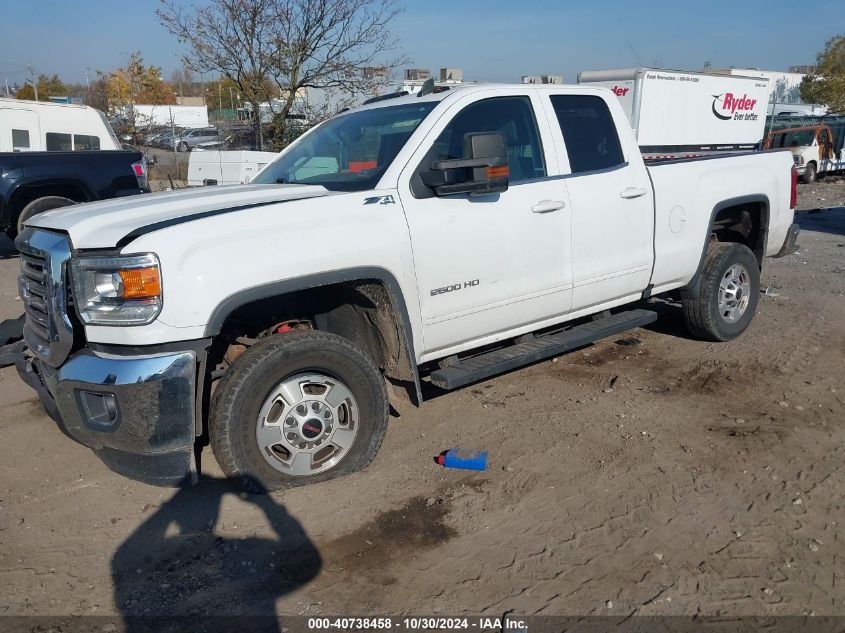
[19,251,51,348]
[793,154,800,165]
[16,229,74,367]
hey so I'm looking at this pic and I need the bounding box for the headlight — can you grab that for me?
[70,254,162,325]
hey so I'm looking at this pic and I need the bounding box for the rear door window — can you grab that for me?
[550,95,625,173]
[46,132,72,151]
[73,134,100,150]
[12,129,30,151]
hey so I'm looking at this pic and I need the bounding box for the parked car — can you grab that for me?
[15,83,798,489]
[0,149,149,236]
[193,129,259,151]
[173,127,220,152]
[0,97,121,152]
[764,122,845,183]
[134,125,173,147]
[148,130,174,148]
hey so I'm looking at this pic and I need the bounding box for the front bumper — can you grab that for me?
[16,347,198,485]
[774,222,800,258]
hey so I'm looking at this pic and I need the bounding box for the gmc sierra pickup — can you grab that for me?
[15,83,799,489]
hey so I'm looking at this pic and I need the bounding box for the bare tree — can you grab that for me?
[157,0,405,149]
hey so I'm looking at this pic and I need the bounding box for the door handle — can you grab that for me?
[532,200,566,213]
[620,187,648,199]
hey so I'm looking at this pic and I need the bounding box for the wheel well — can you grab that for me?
[9,184,89,222]
[210,279,417,390]
[710,200,768,265]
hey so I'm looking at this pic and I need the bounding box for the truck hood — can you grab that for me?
[27,184,333,249]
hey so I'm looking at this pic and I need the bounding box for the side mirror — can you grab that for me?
[421,131,509,196]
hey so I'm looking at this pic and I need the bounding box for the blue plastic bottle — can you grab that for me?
[436,449,488,471]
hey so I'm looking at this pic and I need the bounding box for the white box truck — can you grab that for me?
[187,150,279,186]
[578,68,770,159]
[131,105,209,129]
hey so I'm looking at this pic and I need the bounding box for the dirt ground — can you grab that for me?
[0,180,842,622]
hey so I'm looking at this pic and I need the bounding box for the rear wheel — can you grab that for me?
[681,242,760,341]
[15,196,76,236]
[210,330,388,491]
[177,141,189,152]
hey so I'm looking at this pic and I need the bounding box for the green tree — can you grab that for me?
[800,35,845,112]
[36,74,68,100]
[15,84,36,100]
[14,75,67,101]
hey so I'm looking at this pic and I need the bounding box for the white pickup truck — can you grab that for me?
[15,83,799,489]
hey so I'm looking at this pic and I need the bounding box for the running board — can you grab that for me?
[429,309,657,390]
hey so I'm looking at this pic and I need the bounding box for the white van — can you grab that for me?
[0,98,120,153]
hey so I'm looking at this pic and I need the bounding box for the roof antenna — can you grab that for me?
[418,77,435,97]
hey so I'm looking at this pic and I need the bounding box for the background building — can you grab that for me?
[399,67,466,94]
[521,75,563,84]
[404,68,431,81]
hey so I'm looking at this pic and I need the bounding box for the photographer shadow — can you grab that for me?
[112,475,321,633]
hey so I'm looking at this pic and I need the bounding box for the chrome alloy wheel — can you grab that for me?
[718,263,751,324]
[255,372,360,476]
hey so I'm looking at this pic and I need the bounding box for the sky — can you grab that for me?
[1,0,844,89]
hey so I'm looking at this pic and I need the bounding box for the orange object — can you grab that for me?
[486,165,509,179]
[347,160,377,173]
[119,266,161,299]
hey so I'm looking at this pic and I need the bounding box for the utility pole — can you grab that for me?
[84,67,91,104]
[229,85,234,110]
[27,65,38,100]
[5,79,9,97]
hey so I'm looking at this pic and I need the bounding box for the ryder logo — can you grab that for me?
[712,93,759,121]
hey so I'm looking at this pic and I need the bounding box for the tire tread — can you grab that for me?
[210,330,388,491]
[682,242,759,342]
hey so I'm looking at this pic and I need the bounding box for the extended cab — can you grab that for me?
[15,84,799,488]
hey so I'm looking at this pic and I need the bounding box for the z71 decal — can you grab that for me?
[431,279,480,296]
[363,195,395,205]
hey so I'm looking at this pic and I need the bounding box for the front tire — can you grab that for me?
[681,242,760,342]
[802,162,816,184]
[210,331,388,491]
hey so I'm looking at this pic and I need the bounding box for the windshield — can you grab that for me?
[770,130,817,148]
[253,102,437,191]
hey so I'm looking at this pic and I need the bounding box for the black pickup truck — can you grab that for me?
[0,150,150,237]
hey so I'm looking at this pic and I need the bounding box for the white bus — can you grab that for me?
[0,97,120,153]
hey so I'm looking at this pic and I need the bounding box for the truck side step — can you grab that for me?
[429,309,657,390]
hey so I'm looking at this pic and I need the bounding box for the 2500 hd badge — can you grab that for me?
[431,279,480,296]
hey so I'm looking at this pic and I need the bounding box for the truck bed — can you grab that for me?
[645,149,795,296]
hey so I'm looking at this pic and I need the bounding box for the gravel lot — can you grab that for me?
[0,180,842,622]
